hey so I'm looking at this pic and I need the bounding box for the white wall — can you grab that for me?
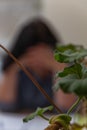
[42,0,87,47]
[1,0,87,50]
[0,0,42,73]
[0,0,41,52]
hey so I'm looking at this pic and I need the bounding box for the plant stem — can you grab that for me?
[40,115,49,121]
[75,61,82,79]
[0,44,62,114]
[67,96,82,115]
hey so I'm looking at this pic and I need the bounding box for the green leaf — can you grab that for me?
[68,78,87,96]
[79,64,87,78]
[53,74,78,92]
[23,112,36,122]
[76,49,87,60]
[56,44,83,52]
[54,45,87,63]
[58,63,82,78]
[54,52,68,63]
[54,73,87,97]
[23,106,53,122]
[35,105,54,116]
[49,114,72,130]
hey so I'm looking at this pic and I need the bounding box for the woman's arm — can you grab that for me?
[54,89,77,112]
[0,64,18,104]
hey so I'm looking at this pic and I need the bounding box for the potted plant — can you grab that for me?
[0,43,87,130]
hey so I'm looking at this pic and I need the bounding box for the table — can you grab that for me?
[0,112,49,130]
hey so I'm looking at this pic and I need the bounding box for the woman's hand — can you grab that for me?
[21,43,65,73]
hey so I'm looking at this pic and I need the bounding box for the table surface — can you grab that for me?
[0,112,49,130]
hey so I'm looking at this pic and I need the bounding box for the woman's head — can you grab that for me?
[3,17,61,71]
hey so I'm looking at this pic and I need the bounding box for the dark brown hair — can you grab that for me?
[3,17,61,71]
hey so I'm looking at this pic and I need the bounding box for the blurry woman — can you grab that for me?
[0,17,76,113]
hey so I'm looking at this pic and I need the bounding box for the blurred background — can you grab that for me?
[0,0,87,129]
[0,0,87,50]
[0,0,87,53]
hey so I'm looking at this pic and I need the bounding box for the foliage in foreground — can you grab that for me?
[1,43,87,130]
[23,44,87,130]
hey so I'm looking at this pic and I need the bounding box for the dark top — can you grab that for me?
[17,70,53,111]
[0,69,53,112]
